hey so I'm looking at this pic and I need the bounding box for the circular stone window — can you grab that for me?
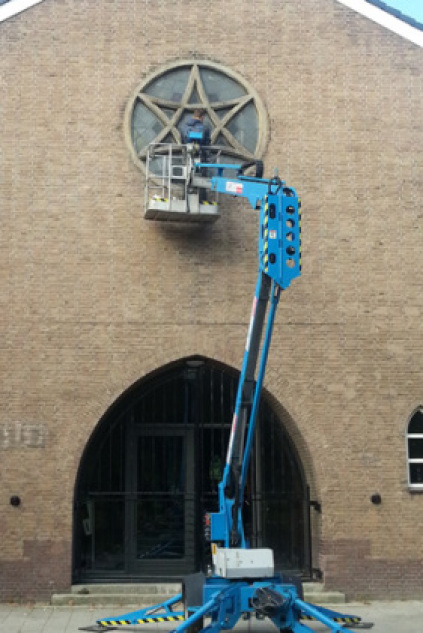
[125,60,268,171]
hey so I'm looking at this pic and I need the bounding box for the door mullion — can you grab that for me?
[125,414,137,572]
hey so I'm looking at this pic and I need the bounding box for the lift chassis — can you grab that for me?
[82,143,373,633]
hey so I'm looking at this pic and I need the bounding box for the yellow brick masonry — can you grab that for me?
[1,0,423,600]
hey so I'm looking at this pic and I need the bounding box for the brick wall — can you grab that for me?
[1,0,423,600]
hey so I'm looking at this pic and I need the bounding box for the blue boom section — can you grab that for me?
[265,190,301,289]
[209,273,279,548]
[208,173,301,291]
[204,178,301,548]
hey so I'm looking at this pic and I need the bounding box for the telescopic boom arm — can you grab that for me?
[202,166,301,549]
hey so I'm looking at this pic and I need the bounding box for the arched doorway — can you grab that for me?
[73,358,310,582]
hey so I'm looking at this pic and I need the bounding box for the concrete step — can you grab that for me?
[52,593,179,606]
[51,582,346,607]
[71,583,181,595]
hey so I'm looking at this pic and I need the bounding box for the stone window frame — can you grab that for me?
[406,407,423,490]
[124,59,269,173]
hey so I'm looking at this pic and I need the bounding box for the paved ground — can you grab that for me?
[0,602,422,633]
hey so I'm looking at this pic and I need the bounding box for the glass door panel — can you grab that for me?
[129,429,194,576]
[136,435,185,560]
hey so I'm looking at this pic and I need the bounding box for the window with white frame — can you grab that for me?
[407,408,423,489]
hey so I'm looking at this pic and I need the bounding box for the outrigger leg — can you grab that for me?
[80,583,373,633]
[80,593,185,631]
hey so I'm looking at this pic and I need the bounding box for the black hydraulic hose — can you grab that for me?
[268,176,282,195]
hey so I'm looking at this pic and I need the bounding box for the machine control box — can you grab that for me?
[212,545,274,579]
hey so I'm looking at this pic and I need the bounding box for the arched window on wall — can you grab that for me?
[406,408,423,489]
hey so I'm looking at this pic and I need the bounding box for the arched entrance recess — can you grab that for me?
[73,358,311,582]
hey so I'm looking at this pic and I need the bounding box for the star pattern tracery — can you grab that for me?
[128,61,266,168]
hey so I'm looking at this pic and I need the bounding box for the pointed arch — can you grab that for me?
[73,356,311,582]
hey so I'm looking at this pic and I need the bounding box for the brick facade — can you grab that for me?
[1,0,423,601]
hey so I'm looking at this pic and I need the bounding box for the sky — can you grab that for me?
[382,0,423,24]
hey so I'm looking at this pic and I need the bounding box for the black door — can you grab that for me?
[73,359,310,582]
[126,428,195,576]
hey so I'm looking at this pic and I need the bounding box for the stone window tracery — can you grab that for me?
[125,60,268,171]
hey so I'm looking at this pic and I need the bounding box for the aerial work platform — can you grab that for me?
[145,142,220,222]
[82,149,374,633]
[146,194,219,222]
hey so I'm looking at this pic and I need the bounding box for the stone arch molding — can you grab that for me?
[124,59,269,172]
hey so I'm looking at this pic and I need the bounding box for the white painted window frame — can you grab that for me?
[406,410,423,490]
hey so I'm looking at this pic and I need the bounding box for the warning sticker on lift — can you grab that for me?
[269,230,277,239]
[226,181,243,194]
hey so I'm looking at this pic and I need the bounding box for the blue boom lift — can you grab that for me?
[81,139,372,633]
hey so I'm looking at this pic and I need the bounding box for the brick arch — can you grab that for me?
[73,355,312,582]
